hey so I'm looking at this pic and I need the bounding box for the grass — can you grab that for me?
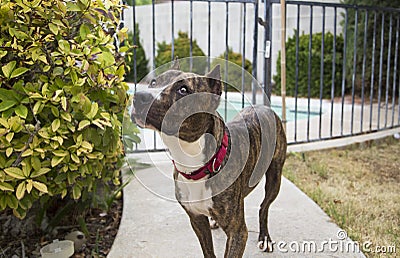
[283,137,399,257]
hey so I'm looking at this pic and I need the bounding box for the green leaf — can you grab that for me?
[31,168,51,178]
[52,119,61,132]
[49,23,59,35]
[0,182,14,192]
[0,100,17,112]
[32,181,48,193]
[2,61,16,78]
[7,195,18,209]
[86,102,98,119]
[53,67,64,76]
[78,120,90,131]
[15,105,28,119]
[4,167,25,179]
[10,67,29,78]
[31,156,41,171]
[98,52,115,67]
[72,184,81,199]
[80,24,91,40]
[66,2,81,11]
[16,182,26,200]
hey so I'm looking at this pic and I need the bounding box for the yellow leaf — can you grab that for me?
[4,167,25,179]
[49,23,59,35]
[71,153,80,164]
[21,148,33,157]
[16,182,26,200]
[26,179,33,193]
[6,147,13,157]
[6,132,14,142]
[53,150,69,157]
[61,112,72,122]
[51,119,61,132]
[32,181,48,193]
[30,168,51,178]
[61,96,67,111]
[81,141,92,150]
[51,156,64,167]
[78,120,90,131]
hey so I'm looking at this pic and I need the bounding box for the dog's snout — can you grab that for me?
[134,91,154,109]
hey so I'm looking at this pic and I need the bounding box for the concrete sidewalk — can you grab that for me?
[109,152,365,258]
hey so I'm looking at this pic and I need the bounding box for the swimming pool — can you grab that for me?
[217,99,320,122]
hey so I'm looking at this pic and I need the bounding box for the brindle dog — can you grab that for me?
[131,62,287,258]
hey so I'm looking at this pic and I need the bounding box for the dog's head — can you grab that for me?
[131,62,222,142]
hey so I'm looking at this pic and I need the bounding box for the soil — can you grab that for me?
[0,199,122,257]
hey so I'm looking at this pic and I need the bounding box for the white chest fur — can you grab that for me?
[176,174,214,216]
[160,133,214,215]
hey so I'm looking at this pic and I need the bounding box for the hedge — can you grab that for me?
[211,49,253,92]
[125,24,150,83]
[274,31,346,98]
[155,31,206,74]
[0,0,138,218]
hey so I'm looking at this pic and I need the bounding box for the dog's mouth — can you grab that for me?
[131,106,170,133]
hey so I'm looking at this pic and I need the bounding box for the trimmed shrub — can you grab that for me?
[125,24,150,82]
[0,0,137,218]
[155,31,206,74]
[211,49,253,92]
[274,31,346,98]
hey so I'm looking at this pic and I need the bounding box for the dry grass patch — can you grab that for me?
[283,137,399,257]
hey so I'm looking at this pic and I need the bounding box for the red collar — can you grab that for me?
[173,131,229,180]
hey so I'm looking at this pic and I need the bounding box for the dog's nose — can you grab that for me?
[133,91,154,109]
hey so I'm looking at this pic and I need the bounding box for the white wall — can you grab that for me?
[123,0,343,83]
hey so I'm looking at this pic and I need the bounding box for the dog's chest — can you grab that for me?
[176,174,214,216]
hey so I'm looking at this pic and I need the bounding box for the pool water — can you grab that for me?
[217,100,319,122]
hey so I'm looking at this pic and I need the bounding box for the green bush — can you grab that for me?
[125,24,150,82]
[274,31,346,98]
[0,0,137,219]
[211,49,253,92]
[155,31,206,74]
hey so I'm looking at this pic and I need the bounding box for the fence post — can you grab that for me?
[263,0,273,105]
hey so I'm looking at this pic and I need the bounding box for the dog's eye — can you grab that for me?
[177,85,189,95]
[150,79,156,88]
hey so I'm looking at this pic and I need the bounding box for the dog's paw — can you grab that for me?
[257,237,273,252]
[209,217,219,229]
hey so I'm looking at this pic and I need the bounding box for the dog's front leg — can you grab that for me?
[222,221,248,258]
[188,213,216,258]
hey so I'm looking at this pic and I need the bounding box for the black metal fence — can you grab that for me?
[126,0,400,152]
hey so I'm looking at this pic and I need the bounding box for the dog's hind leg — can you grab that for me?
[188,213,216,258]
[257,161,283,252]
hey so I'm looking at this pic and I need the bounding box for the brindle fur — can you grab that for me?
[132,64,287,258]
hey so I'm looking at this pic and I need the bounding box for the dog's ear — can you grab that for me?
[170,57,180,70]
[206,65,222,96]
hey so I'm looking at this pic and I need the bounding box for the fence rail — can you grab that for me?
[125,0,400,152]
